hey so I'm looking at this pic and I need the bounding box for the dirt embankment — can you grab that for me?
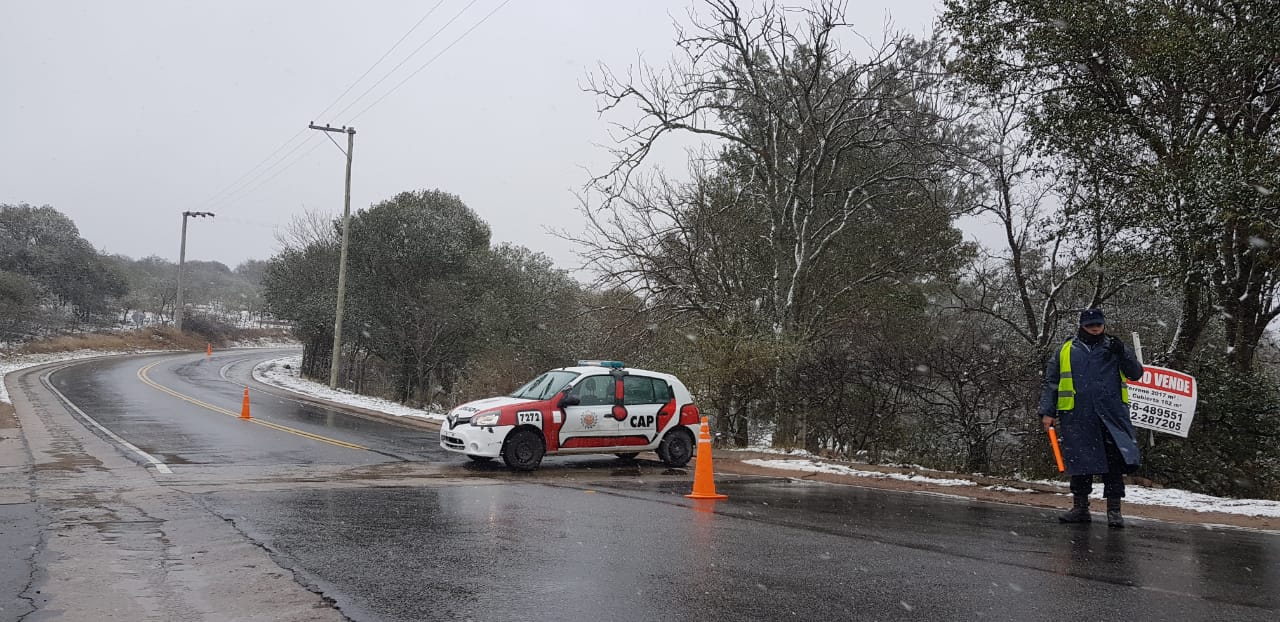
[6,327,292,356]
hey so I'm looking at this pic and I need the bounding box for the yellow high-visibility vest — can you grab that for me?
[1056,340,1129,411]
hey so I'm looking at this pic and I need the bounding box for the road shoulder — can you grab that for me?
[714,451,1279,532]
[5,359,347,622]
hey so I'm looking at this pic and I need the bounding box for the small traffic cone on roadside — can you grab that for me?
[240,388,251,419]
[686,416,728,500]
[207,343,212,357]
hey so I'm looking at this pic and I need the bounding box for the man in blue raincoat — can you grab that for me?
[1038,308,1144,528]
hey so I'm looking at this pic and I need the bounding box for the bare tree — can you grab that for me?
[274,208,338,253]
[582,0,960,340]
[947,89,1155,353]
[574,0,968,444]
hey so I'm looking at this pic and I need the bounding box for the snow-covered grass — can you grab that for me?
[741,457,1280,518]
[744,458,978,487]
[0,349,155,404]
[252,355,445,422]
[1100,486,1280,518]
[226,338,299,349]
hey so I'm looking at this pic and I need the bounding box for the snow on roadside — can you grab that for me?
[744,458,1280,518]
[253,355,445,422]
[744,458,978,487]
[226,338,299,349]
[1107,486,1280,518]
[0,350,147,404]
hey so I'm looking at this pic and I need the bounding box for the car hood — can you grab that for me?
[448,395,537,418]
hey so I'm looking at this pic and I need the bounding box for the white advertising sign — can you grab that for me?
[1126,366,1197,438]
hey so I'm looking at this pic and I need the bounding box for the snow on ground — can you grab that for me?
[226,338,299,349]
[253,355,445,422]
[743,458,1280,518]
[0,350,148,404]
[985,485,1039,493]
[1110,486,1280,518]
[744,458,978,487]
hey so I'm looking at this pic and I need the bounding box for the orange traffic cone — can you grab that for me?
[240,388,251,419]
[686,416,728,500]
[207,343,212,357]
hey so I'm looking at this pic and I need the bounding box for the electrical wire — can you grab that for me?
[195,1,455,210]
[310,0,448,124]
[214,137,327,211]
[206,134,322,210]
[328,0,484,122]
[197,0,512,213]
[350,0,514,122]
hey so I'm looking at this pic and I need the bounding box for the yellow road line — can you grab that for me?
[137,360,369,451]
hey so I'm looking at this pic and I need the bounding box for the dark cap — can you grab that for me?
[1079,308,1105,326]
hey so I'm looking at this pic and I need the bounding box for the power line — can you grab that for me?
[350,0,514,122]
[329,0,484,122]
[310,0,448,123]
[210,135,325,211]
[195,1,454,210]
[195,127,308,210]
[197,0,512,213]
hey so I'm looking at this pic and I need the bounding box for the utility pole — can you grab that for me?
[175,211,215,333]
[309,123,356,389]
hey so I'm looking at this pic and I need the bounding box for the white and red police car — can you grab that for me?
[439,360,701,471]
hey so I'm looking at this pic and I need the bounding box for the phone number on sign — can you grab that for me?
[1131,403,1181,429]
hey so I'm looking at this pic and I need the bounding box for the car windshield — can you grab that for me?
[509,371,579,400]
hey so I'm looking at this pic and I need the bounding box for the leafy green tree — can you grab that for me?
[342,189,491,402]
[0,203,128,325]
[262,243,339,379]
[943,0,1280,371]
[0,270,39,339]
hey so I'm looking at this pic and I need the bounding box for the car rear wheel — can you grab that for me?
[466,455,493,462]
[656,428,694,467]
[501,429,545,471]
[614,452,639,461]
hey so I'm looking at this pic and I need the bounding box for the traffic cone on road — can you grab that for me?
[240,388,251,419]
[686,416,728,500]
[207,343,212,357]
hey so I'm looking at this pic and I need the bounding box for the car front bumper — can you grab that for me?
[439,424,512,458]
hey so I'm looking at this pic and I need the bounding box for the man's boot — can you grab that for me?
[1058,494,1091,523]
[1106,497,1124,529]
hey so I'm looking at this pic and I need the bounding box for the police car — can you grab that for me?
[439,360,701,471]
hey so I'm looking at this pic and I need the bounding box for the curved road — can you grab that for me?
[46,348,446,468]
[5,349,1279,621]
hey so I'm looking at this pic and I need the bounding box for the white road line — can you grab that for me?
[218,360,236,382]
[40,369,173,474]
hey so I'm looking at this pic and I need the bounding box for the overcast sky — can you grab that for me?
[1,0,941,273]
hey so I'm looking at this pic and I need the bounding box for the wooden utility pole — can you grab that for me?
[175,211,214,332]
[308,123,356,389]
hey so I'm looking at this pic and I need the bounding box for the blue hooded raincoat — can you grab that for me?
[1038,337,1145,475]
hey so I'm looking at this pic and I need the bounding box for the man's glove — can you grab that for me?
[1107,336,1125,356]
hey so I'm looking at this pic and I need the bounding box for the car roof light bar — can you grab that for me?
[577,360,625,368]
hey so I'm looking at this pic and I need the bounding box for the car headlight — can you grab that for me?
[471,412,501,427]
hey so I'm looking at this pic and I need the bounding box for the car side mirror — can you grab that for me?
[559,395,580,408]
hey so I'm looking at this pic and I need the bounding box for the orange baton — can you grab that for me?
[1048,427,1065,472]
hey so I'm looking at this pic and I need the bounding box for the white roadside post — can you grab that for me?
[1125,330,1198,440]
[1132,332,1154,447]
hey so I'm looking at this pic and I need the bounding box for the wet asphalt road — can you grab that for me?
[38,351,1280,621]
[202,479,1279,622]
[47,349,446,466]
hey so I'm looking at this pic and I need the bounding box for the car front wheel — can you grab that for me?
[656,428,694,467]
[501,429,545,471]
